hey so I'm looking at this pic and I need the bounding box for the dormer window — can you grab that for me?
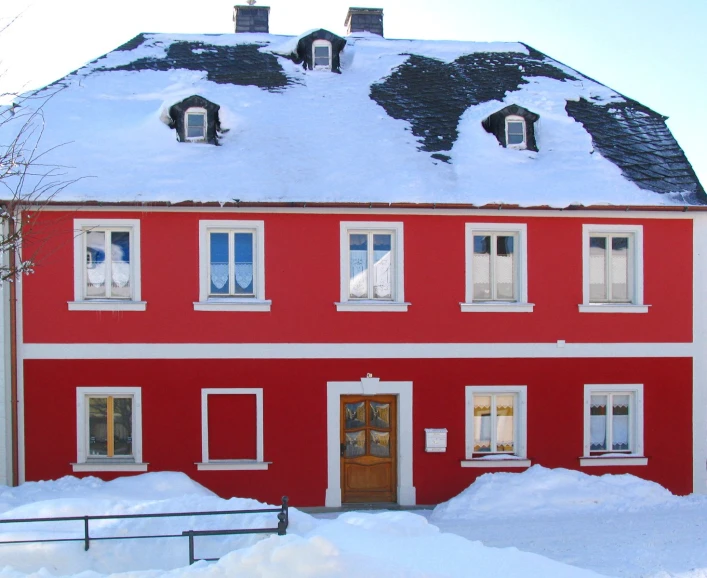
[505,116,526,149]
[482,105,539,152]
[186,108,207,141]
[312,40,332,70]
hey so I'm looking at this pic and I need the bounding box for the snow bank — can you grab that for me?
[431,465,676,521]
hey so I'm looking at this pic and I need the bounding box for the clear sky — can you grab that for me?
[1,0,705,188]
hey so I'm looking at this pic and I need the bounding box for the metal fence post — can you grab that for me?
[277,496,289,536]
[187,532,195,565]
[83,516,90,551]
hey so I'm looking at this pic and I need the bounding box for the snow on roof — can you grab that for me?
[4,32,703,207]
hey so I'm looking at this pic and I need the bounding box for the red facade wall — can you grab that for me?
[23,357,693,505]
[20,210,693,345]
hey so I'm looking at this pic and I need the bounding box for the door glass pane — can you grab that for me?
[495,395,515,452]
[370,431,390,457]
[234,232,254,295]
[495,235,515,301]
[611,237,630,302]
[86,231,106,297]
[111,232,131,299]
[473,395,492,452]
[590,394,607,451]
[345,402,365,429]
[612,394,630,451]
[589,237,607,302]
[88,398,108,456]
[370,402,390,428]
[344,431,365,457]
[349,234,368,298]
[112,398,133,456]
[372,234,392,299]
[507,121,524,144]
[473,235,491,301]
[210,232,230,294]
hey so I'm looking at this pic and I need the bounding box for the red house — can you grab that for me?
[1,6,706,506]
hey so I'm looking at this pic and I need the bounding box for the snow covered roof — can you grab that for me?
[11,32,706,207]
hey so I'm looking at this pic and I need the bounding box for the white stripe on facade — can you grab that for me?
[22,341,694,360]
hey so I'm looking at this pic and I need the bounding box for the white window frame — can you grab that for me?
[462,385,530,468]
[73,386,146,472]
[461,223,532,312]
[505,115,527,150]
[337,221,408,312]
[581,384,647,466]
[185,107,207,142]
[580,224,647,313]
[197,388,269,470]
[195,220,270,311]
[312,39,332,70]
[69,219,145,311]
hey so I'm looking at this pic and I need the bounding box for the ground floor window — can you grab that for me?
[584,384,644,457]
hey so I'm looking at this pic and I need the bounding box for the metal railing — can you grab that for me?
[0,495,289,565]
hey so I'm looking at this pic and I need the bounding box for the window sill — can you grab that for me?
[193,299,272,312]
[72,461,149,472]
[196,461,271,471]
[460,302,534,313]
[579,455,647,467]
[68,301,147,312]
[461,458,531,468]
[335,301,410,312]
[578,304,649,314]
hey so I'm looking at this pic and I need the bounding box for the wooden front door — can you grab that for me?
[341,395,397,503]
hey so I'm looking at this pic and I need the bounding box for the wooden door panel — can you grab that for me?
[341,395,396,503]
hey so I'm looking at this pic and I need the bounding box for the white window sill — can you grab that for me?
[196,461,271,471]
[335,301,410,312]
[72,461,149,472]
[68,301,147,312]
[461,458,531,468]
[193,299,272,312]
[460,302,534,313]
[578,304,650,314]
[580,456,648,467]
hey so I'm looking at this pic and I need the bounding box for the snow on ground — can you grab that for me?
[0,467,706,577]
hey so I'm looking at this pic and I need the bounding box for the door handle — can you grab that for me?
[340,443,346,457]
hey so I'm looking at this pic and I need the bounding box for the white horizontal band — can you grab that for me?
[22,341,693,360]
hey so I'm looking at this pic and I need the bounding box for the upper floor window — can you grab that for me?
[462,223,533,312]
[337,221,408,312]
[312,39,332,69]
[69,219,145,311]
[505,115,526,149]
[185,107,207,141]
[580,224,647,313]
[195,220,270,311]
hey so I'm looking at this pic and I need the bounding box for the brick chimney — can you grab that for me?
[345,7,384,37]
[233,4,270,33]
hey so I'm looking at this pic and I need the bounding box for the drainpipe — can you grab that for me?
[7,203,19,486]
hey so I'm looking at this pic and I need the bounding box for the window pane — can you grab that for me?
[612,395,630,451]
[372,234,392,299]
[187,114,205,138]
[344,431,365,457]
[589,237,607,302]
[590,394,607,451]
[349,234,368,298]
[370,402,390,428]
[88,397,108,456]
[507,121,524,145]
[345,402,365,429]
[234,232,254,295]
[473,235,491,301]
[611,237,630,302]
[370,431,390,457]
[110,231,131,299]
[210,232,230,294]
[473,395,492,452]
[495,235,515,301]
[112,398,133,457]
[495,395,515,452]
[86,231,106,297]
[314,45,330,66]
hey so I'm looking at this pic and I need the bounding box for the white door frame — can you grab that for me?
[325,376,415,507]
